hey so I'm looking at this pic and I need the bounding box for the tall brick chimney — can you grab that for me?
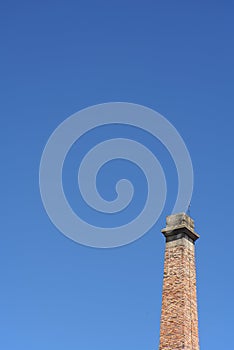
[159,213,200,350]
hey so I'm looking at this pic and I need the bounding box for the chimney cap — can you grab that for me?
[161,212,200,242]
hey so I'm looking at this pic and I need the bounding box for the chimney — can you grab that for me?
[159,213,200,350]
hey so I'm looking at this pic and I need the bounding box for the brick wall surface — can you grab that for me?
[159,237,200,350]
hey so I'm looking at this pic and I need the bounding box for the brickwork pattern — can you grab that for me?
[159,237,199,350]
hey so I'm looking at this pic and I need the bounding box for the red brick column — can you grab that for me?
[159,213,200,350]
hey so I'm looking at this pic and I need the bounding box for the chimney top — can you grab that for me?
[161,212,199,242]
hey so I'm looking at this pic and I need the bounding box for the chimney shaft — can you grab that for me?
[159,213,200,350]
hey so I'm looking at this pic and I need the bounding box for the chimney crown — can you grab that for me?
[161,212,199,242]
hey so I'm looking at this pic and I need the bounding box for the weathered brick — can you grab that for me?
[159,213,200,350]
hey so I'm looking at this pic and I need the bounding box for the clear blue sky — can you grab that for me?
[1,1,234,349]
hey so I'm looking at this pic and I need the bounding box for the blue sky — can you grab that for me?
[1,1,234,349]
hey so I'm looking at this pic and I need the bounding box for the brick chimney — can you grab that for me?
[159,213,200,350]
